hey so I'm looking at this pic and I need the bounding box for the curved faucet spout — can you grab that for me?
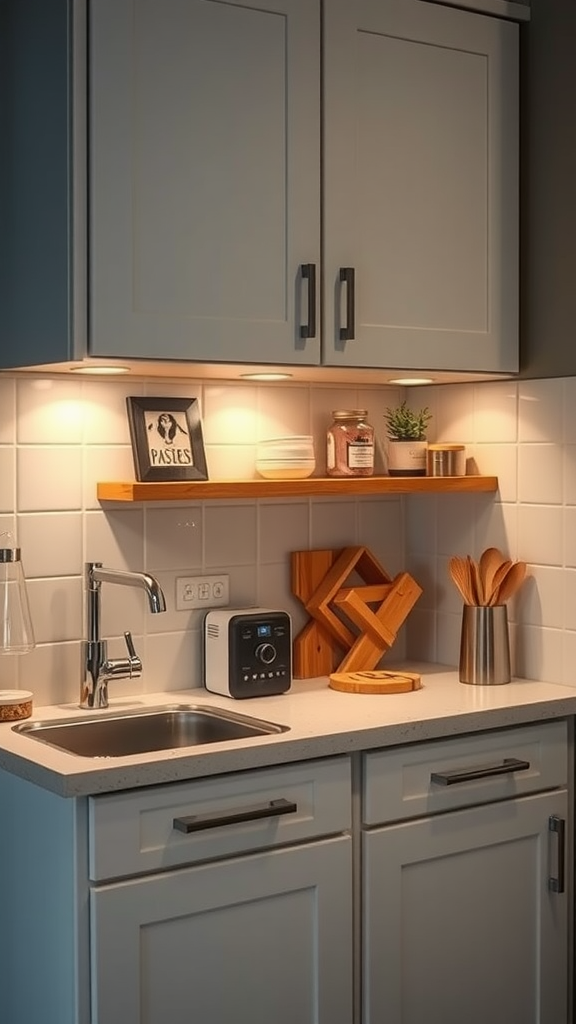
[89,564,167,613]
[82,562,167,709]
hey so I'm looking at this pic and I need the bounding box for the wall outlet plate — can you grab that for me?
[175,574,230,611]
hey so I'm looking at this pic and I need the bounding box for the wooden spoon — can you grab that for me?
[487,558,513,605]
[494,560,527,605]
[478,547,506,606]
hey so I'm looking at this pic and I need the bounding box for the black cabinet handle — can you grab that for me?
[549,815,566,893]
[339,267,355,341]
[173,797,297,834]
[430,757,531,786]
[300,263,317,339]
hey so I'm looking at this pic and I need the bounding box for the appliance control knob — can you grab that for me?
[255,642,277,665]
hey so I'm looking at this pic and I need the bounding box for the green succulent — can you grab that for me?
[384,400,432,441]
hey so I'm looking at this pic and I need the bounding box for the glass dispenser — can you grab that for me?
[0,533,35,653]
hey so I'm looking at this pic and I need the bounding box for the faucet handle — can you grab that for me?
[123,631,143,676]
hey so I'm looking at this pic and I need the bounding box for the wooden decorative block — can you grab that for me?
[291,546,422,678]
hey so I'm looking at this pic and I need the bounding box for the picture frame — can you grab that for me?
[126,397,209,482]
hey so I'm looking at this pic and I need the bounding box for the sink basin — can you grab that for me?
[13,703,289,758]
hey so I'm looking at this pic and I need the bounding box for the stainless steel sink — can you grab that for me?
[13,703,289,758]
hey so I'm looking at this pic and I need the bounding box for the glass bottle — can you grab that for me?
[326,410,375,477]
[0,534,35,654]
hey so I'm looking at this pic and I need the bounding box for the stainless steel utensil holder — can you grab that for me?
[459,604,511,685]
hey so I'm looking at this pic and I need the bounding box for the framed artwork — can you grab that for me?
[126,397,209,482]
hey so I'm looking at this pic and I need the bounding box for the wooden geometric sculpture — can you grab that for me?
[291,546,422,678]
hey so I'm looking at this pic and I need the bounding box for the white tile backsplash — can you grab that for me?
[17,447,83,511]
[18,513,83,577]
[473,381,518,443]
[204,503,258,566]
[145,506,203,571]
[258,502,310,564]
[406,375,576,685]
[82,379,143,444]
[16,377,84,445]
[518,444,563,504]
[0,378,16,444]
[518,379,564,443]
[203,384,258,444]
[85,508,145,570]
[257,385,311,441]
[0,448,15,513]
[518,505,564,565]
[2,369,576,703]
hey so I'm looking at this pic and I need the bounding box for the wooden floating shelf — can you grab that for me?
[97,475,498,503]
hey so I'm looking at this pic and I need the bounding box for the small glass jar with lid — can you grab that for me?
[326,410,375,477]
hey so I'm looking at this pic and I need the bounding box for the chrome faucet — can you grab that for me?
[81,561,167,709]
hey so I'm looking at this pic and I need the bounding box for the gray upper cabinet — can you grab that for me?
[0,0,81,368]
[323,0,519,373]
[519,0,576,379]
[89,0,321,366]
[1,0,519,376]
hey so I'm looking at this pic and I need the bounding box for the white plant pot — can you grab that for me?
[387,439,427,477]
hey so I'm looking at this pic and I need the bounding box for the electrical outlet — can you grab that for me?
[175,574,230,611]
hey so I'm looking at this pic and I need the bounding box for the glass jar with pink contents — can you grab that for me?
[326,410,374,477]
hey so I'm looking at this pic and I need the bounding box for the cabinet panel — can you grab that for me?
[0,0,79,369]
[363,721,567,824]
[91,836,353,1024]
[323,0,518,373]
[89,0,321,364]
[363,790,568,1024]
[89,755,351,880]
[519,0,576,378]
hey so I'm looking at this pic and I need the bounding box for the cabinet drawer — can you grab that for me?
[89,756,351,881]
[363,721,568,825]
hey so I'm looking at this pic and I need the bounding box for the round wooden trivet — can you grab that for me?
[329,670,422,694]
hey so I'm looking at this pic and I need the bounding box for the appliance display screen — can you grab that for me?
[257,624,272,637]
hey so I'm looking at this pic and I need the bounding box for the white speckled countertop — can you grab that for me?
[1,664,575,797]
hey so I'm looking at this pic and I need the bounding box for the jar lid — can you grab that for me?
[0,690,33,705]
[428,443,465,451]
[331,409,368,418]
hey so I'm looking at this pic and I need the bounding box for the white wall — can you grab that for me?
[0,373,405,706]
[3,372,573,706]
[406,376,576,686]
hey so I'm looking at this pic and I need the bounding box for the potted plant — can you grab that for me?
[384,400,432,476]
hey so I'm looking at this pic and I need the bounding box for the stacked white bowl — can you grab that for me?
[256,436,315,479]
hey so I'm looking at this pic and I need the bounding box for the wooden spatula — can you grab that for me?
[449,555,474,604]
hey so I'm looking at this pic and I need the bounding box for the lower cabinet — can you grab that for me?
[87,756,353,1024]
[362,722,570,1024]
[0,721,571,1024]
[364,792,568,1024]
[91,838,351,1024]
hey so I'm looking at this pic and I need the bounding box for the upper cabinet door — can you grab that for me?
[322,0,519,373]
[89,0,321,365]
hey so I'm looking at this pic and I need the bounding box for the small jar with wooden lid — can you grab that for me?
[427,443,466,477]
[0,690,33,721]
[326,410,375,477]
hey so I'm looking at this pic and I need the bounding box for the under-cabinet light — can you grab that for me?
[388,377,435,386]
[240,372,294,381]
[69,364,131,375]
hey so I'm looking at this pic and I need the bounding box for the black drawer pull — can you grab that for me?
[300,263,317,339]
[173,797,297,834]
[430,757,531,786]
[339,266,355,341]
[549,815,566,893]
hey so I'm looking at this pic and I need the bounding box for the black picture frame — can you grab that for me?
[126,397,209,482]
